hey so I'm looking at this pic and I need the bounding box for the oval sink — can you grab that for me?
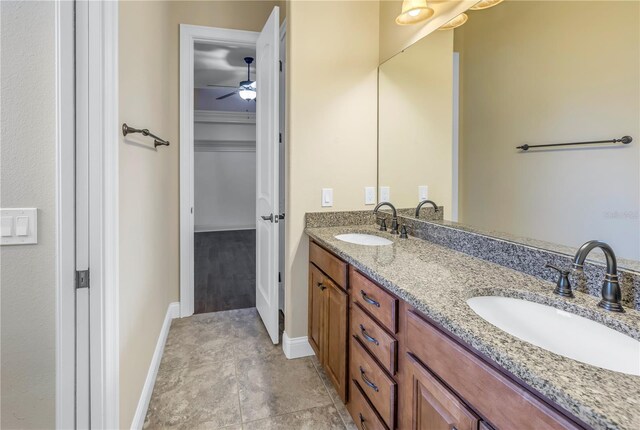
[467,296,640,376]
[334,233,393,246]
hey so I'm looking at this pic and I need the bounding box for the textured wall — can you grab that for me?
[0,1,57,428]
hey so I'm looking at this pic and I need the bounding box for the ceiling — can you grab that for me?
[194,42,256,89]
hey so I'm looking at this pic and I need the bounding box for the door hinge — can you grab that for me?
[279,133,282,143]
[279,60,282,72]
[76,269,90,289]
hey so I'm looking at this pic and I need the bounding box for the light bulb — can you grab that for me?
[408,9,420,17]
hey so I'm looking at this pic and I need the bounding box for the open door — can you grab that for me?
[256,6,281,344]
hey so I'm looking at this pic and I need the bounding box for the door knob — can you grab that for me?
[261,214,273,222]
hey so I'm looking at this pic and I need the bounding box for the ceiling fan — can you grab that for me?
[209,57,256,101]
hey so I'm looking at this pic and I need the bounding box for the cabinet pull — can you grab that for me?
[316,282,327,291]
[359,366,379,392]
[359,324,379,345]
[358,413,369,430]
[360,290,380,307]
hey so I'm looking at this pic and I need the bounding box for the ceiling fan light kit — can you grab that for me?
[216,56,257,101]
[396,0,435,25]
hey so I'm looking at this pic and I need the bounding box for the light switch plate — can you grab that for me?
[419,185,429,201]
[0,208,37,245]
[321,188,333,207]
[379,186,390,202]
[364,187,376,205]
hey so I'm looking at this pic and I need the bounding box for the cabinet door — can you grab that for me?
[407,353,479,430]
[324,278,348,402]
[308,264,325,359]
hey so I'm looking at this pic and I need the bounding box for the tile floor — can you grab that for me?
[144,308,356,429]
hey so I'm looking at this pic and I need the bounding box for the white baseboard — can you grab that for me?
[130,302,180,430]
[282,332,315,359]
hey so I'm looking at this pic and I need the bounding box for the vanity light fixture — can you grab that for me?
[438,13,468,30]
[396,0,435,25]
[470,0,504,10]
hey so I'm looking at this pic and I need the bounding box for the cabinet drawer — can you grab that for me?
[351,267,398,333]
[406,310,581,430]
[350,336,396,429]
[406,352,479,430]
[348,379,388,430]
[309,241,348,288]
[351,303,397,374]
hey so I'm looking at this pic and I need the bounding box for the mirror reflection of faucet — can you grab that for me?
[415,200,439,218]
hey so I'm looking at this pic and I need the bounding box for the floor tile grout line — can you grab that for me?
[232,342,246,430]
[310,356,350,429]
[240,402,339,427]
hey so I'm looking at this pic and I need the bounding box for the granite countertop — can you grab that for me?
[305,225,640,430]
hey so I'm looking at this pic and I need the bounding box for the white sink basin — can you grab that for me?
[467,296,640,376]
[334,233,393,246]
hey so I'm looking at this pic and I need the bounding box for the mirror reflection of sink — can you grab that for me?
[334,233,393,246]
[467,296,640,376]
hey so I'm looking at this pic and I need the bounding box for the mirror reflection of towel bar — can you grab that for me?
[517,135,632,151]
[122,123,170,148]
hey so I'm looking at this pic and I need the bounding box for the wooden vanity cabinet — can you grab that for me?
[308,242,349,402]
[308,241,586,430]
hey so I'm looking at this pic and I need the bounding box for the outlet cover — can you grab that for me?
[364,187,376,205]
[419,185,429,201]
[379,186,390,202]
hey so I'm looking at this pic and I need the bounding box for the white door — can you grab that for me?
[256,6,281,344]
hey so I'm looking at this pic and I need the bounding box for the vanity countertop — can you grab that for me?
[305,224,640,430]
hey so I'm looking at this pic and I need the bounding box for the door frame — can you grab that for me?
[179,24,259,317]
[55,0,119,428]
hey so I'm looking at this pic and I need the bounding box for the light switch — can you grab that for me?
[364,187,376,205]
[16,216,29,236]
[1,208,37,245]
[419,185,429,201]
[1,217,13,237]
[379,186,390,202]
[321,188,333,207]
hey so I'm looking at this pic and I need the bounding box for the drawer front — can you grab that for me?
[350,336,396,429]
[351,267,398,333]
[309,241,348,288]
[351,303,397,374]
[405,310,581,430]
[348,379,388,430]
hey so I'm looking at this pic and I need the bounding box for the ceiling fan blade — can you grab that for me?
[216,91,238,100]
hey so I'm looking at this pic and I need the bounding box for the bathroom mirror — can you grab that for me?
[378,0,640,267]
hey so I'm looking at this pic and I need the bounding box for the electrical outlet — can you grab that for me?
[321,188,333,207]
[364,187,376,205]
[379,186,390,202]
[419,185,429,201]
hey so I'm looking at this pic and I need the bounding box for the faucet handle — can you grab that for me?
[545,263,574,298]
[377,217,387,232]
[399,225,408,239]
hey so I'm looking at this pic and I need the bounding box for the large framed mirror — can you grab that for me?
[378,0,640,268]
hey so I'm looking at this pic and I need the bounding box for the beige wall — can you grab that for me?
[285,1,380,337]
[118,1,281,426]
[0,1,57,428]
[119,1,175,427]
[378,30,453,215]
[379,0,475,63]
[456,0,640,260]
